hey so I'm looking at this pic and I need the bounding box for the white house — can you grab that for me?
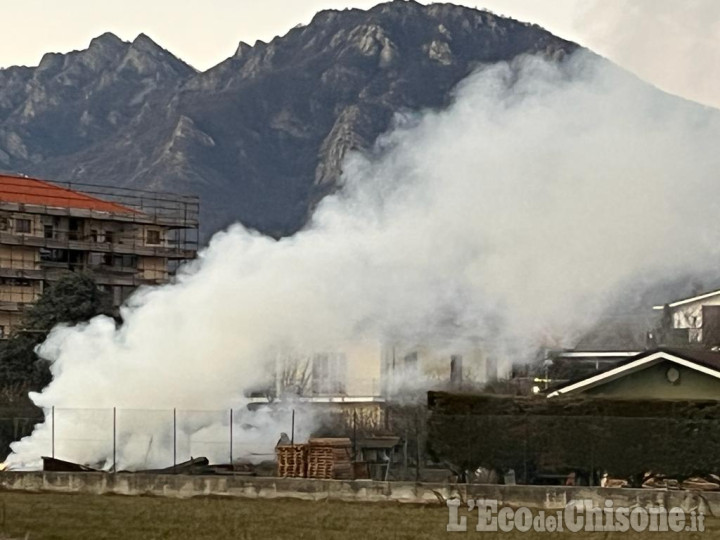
[652,288,720,346]
[270,340,499,403]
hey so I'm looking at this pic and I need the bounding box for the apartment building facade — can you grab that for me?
[271,340,496,403]
[0,174,199,337]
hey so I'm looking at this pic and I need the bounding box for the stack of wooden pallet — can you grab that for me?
[275,444,307,478]
[307,438,352,480]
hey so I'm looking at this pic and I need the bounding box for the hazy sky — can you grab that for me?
[2,1,719,108]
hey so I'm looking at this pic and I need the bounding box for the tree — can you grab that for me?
[0,272,112,394]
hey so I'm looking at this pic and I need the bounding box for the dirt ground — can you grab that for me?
[0,492,713,539]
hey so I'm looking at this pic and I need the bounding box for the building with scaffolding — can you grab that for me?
[0,174,199,337]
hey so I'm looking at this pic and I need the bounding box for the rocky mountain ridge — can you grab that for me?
[0,1,578,237]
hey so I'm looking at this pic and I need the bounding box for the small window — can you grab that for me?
[1,278,31,287]
[68,218,80,241]
[15,218,32,234]
[311,353,347,395]
[104,231,114,244]
[146,230,161,245]
[88,252,104,266]
[404,352,418,372]
[0,217,8,231]
[112,254,137,268]
[40,248,69,263]
[44,225,54,239]
[90,229,98,242]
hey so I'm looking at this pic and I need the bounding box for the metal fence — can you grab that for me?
[4,406,311,472]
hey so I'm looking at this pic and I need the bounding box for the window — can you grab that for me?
[0,278,32,287]
[44,225,54,239]
[0,217,8,231]
[118,254,137,268]
[146,230,161,245]
[68,218,80,240]
[40,248,69,263]
[311,353,347,395]
[104,230,114,244]
[88,253,105,267]
[68,250,83,269]
[404,352,418,375]
[15,219,31,234]
[104,254,137,269]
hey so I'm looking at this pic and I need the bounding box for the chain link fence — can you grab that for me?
[3,406,303,471]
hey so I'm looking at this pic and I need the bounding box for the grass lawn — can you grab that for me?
[0,491,713,539]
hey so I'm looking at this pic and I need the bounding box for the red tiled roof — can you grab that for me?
[0,174,134,214]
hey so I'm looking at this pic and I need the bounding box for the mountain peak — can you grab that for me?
[76,32,129,70]
[131,33,167,55]
[125,33,197,75]
[88,32,126,52]
[373,0,424,11]
[235,41,253,58]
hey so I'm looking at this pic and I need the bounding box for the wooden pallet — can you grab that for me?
[307,438,352,480]
[276,444,308,478]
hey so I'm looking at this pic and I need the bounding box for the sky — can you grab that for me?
[2,1,719,108]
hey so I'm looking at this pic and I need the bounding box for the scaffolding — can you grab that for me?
[0,175,200,336]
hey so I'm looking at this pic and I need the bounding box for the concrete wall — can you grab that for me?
[138,256,168,281]
[0,311,23,336]
[0,279,42,304]
[0,245,38,270]
[0,472,718,514]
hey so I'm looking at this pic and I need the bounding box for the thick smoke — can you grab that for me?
[8,51,720,469]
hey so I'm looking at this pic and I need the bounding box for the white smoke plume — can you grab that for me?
[8,50,720,469]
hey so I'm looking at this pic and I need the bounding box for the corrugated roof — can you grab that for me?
[0,174,135,214]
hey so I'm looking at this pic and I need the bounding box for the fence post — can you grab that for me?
[229,408,233,465]
[352,409,357,460]
[173,408,177,467]
[291,409,295,446]
[112,407,117,473]
[51,406,55,459]
[523,416,528,485]
[415,410,421,482]
[403,429,408,481]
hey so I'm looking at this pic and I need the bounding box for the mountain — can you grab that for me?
[0,1,577,238]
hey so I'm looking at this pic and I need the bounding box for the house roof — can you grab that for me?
[0,174,135,214]
[546,348,720,398]
[652,289,720,311]
[553,351,640,359]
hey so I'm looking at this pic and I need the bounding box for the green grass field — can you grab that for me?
[0,492,713,539]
